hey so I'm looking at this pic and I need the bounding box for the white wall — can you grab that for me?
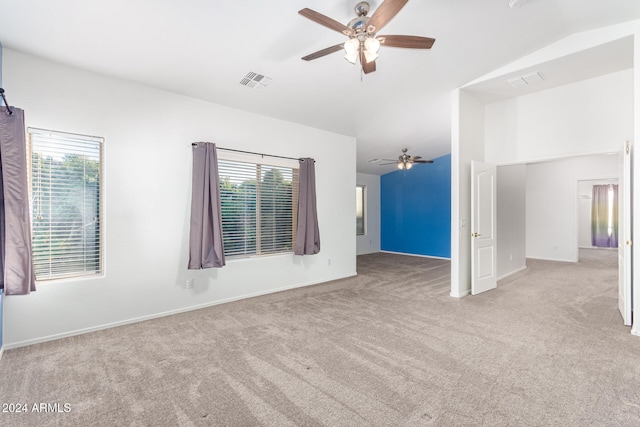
[633,29,640,337]
[486,69,633,164]
[451,89,485,297]
[482,67,629,264]
[455,21,640,335]
[496,164,527,279]
[2,49,357,347]
[578,179,619,248]
[356,173,380,255]
[526,155,619,262]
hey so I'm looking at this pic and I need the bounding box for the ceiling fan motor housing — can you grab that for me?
[354,2,370,16]
[349,2,372,35]
[348,16,370,34]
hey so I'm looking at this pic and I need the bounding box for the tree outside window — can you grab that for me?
[218,159,298,257]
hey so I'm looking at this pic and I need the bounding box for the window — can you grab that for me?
[218,157,298,258]
[356,185,366,235]
[591,183,618,248]
[28,128,103,281]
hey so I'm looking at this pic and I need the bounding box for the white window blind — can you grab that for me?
[28,128,103,281]
[218,158,298,257]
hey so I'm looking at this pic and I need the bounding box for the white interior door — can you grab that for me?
[471,161,497,295]
[619,141,632,325]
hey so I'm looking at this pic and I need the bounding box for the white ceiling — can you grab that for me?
[1,0,639,174]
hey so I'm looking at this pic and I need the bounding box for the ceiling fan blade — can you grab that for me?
[379,35,436,49]
[412,155,422,160]
[414,159,434,163]
[379,162,398,165]
[367,0,408,33]
[363,60,376,74]
[302,44,344,61]
[299,8,352,35]
[360,50,377,74]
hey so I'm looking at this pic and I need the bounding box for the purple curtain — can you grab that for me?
[295,158,320,255]
[188,142,225,269]
[591,184,618,248]
[0,107,36,295]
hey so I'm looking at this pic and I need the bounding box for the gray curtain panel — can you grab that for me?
[295,158,320,255]
[0,107,36,295]
[188,142,225,269]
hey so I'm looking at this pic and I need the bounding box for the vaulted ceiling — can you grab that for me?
[1,0,639,174]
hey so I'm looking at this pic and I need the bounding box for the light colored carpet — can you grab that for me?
[1,249,639,426]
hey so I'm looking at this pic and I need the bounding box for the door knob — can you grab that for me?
[471,232,482,237]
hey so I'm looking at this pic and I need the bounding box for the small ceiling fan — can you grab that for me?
[299,0,435,74]
[380,148,434,170]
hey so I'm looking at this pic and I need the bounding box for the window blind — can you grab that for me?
[218,158,298,257]
[28,128,103,281]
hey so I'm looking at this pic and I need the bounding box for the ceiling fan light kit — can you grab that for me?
[363,48,378,64]
[381,148,434,170]
[299,0,435,74]
[365,37,381,53]
[398,161,413,170]
[344,38,360,63]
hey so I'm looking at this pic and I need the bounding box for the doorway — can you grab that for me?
[497,154,625,320]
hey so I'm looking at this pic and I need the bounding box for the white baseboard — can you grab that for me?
[0,346,4,361]
[578,246,617,250]
[450,267,527,298]
[3,272,357,350]
[380,250,451,261]
[527,256,577,263]
[497,266,527,282]
[632,324,639,337]
[450,289,470,298]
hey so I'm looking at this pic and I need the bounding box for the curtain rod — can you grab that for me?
[191,143,309,162]
[0,88,14,116]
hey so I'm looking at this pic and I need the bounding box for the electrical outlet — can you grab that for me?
[186,278,194,289]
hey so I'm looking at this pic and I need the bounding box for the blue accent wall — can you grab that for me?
[381,153,451,258]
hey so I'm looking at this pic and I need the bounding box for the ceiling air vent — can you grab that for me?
[240,72,272,90]
[507,71,544,88]
[522,71,544,85]
[507,77,528,88]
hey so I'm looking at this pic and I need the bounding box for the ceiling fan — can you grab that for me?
[380,148,434,170]
[299,0,435,74]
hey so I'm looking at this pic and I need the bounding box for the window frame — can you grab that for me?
[27,127,104,283]
[217,151,299,260]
